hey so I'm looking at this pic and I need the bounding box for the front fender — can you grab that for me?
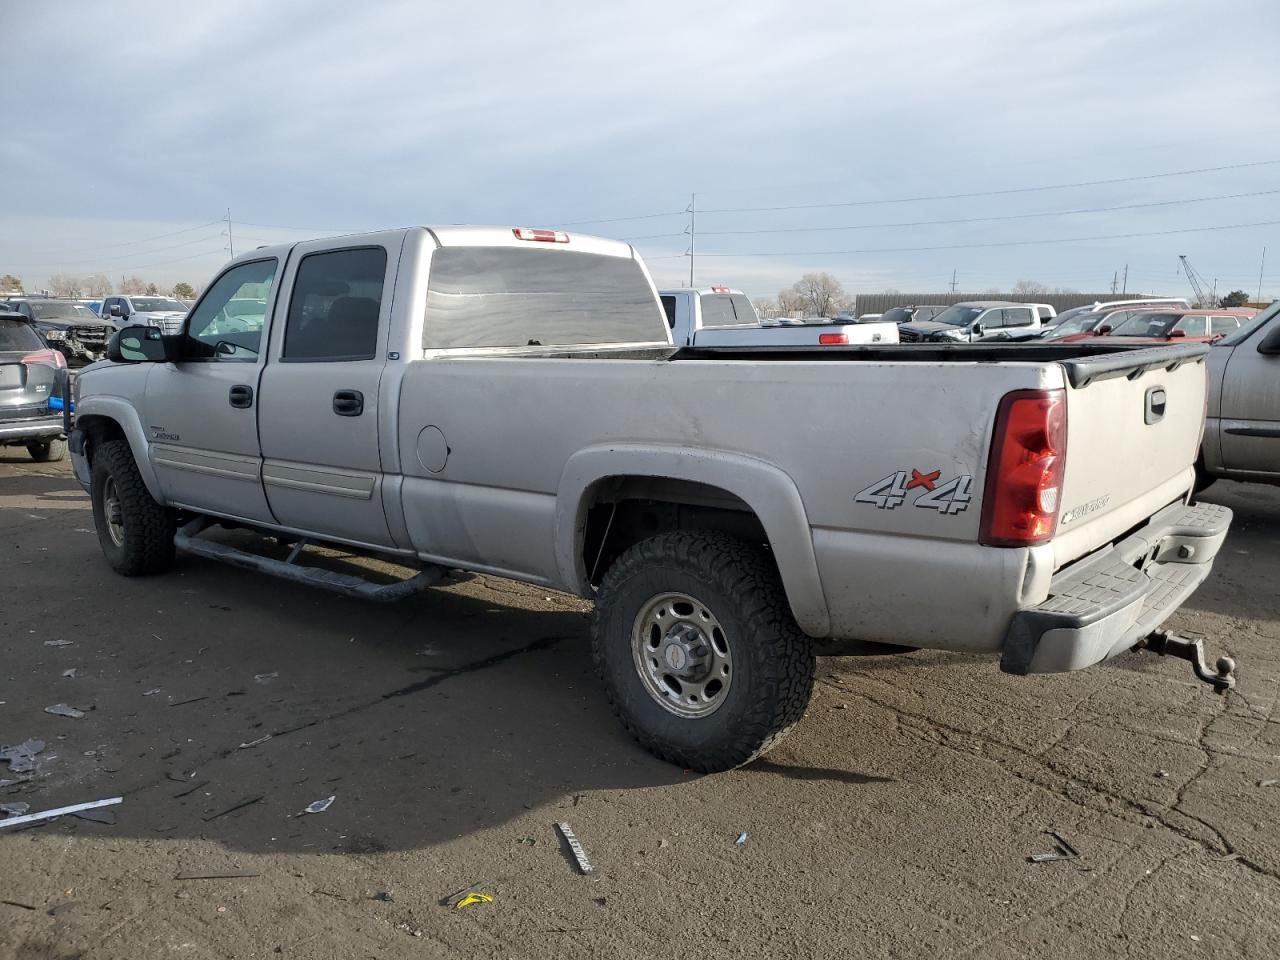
[75,396,162,500]
[555,443,831,637]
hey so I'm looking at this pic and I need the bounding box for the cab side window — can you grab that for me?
[1211,316,1241,335]
[660,295,677,329]
[183,259,278,361]
[1174,315,1209,337]
[1004,308,1033,328]
[282,247,387,362]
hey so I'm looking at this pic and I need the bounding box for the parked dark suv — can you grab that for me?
[0,310,68,461]
[0,297,115,366]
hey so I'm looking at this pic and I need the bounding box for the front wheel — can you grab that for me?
[90,439,176,576]
[592,531,815,772]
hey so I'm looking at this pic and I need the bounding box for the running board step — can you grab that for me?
[175,519,444,601]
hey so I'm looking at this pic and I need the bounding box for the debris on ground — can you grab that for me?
[0,796,122,830]
[370,891,394,902]
[1260,779,1278,788]
[302,796,335,815]
[43,639,73,647]
[43,703,86,719]
[168,696,208,707]
[1214,852,1241,862]
[60,668,77,679]
[175,870,262,880]
[556,821,594,874]
[238,735,272,749]
[253,672,279,683]
[1,803,31,817]
[0,739,46,774]
[1027,831,1081,863]
[143,688,162,697]
[455,892,493,909]
[735,832,748,845]
[1156,769,1170,778]
[202,796,263,822]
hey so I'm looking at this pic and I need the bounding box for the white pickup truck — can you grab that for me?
[660,287,899,347]
[69,225,1234,772]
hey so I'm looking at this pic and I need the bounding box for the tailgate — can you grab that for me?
[1051,345,1209,569]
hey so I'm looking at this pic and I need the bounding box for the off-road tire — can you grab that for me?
[592,531,815,772]
[90,439,176,576]
[26,438,66,462]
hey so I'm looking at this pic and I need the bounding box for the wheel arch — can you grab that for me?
[75,397,162,500]
[556,444,831,637]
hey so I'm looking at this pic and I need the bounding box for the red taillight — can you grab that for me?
[818,333,848,345]
[512,227,569,243]
[980,388,1067,546]
[22,349,65,369]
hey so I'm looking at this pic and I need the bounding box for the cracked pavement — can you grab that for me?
[1,455,1277,959]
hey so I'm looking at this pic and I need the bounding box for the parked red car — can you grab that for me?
[1058,307,1257,345]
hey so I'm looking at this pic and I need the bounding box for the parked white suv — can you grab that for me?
[100,295,189,334]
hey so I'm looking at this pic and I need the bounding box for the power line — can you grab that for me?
[12,229,228,269]
[697,159,1280,215]
[692,188,1280,236]
[557,210,686,227]
[694,218,1280,258]
[19,218,226,259]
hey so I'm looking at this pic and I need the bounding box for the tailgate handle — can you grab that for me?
[1145,386,1166,424]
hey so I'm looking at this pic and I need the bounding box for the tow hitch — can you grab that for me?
[1138,630,1236,694]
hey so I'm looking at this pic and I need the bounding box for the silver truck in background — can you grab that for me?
[69,225,1234,772]
[899,300,1047,343]
[1200,301,1280,488]
[660,287,899,347]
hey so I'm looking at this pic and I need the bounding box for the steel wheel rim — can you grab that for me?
[631,591,732,718]
[103,477,125,547]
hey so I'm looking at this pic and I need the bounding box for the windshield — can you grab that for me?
[0,317,46,351]
[130,297,187,313]
[1043,315,1097,338]
[29,301,99,321]
[880,307,912,324]
[1218,300,1279,346]
[931,305,983,327]
[1109,312,1180,337]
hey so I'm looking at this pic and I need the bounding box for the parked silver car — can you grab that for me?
[1200,302,1280,488]
[0,310,67,461]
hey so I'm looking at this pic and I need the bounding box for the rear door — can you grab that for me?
[144,257,280,522]
[255,237,400,547]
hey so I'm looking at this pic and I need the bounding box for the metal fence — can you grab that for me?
[850,291,1169,316]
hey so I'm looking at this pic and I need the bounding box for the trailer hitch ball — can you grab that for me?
[1140,631,1237,694]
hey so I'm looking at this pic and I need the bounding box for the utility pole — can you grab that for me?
[1110,271,1118,295]
[949,268,957,293]
[1121,264,1128,295]
[1258,247,1267,303]
[226,207,235,259]
[685,193,696,288]
[1212,278,1218,306]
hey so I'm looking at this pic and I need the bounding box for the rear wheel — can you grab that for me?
[592,531,815,772]
[90,439,176,576]
[26,439,66,462]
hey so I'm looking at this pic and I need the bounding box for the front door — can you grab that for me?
[1219,324,1280,477]
[145,257,281,523]
[256,239,398,547]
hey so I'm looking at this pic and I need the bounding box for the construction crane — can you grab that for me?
[1179,255,1215,307]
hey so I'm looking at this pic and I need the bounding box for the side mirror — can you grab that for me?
[1097,324,1113,335]
[1258,325,1280,356]
[1169,329,1186,338]
[109,304,123,317]
[971,323,984,337]
[106,326,169,363]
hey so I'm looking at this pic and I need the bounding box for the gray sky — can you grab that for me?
[3,0,1279,300]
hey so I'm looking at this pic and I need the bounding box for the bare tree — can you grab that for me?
[791,272,845,317]
[144,282,160,295]
[48,274,86,298]
[0,273,22,293]
[84,274,112,297]
[119,276,148,295]
[1011,279,1049,296]
[751,297,777,319]
[171,281,196,299]
[776,288,806,317]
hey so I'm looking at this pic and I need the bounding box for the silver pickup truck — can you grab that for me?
[68,225,1235,772]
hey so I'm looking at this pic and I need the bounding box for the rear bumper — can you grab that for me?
[0,415,64,443]
[1000,500,1231,674]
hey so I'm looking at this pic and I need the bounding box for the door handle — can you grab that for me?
[332,389,364,417]
[228,384,254,409]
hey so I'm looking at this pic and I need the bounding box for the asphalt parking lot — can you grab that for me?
[1,454,1278,960]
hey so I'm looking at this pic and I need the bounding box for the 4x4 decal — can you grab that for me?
[855,468,973,514]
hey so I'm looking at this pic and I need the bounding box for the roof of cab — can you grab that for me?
[426,225,635,258]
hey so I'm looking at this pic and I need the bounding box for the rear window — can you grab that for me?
[0,318,45,351]
[424,248,666,349]
[699,294,757,327]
